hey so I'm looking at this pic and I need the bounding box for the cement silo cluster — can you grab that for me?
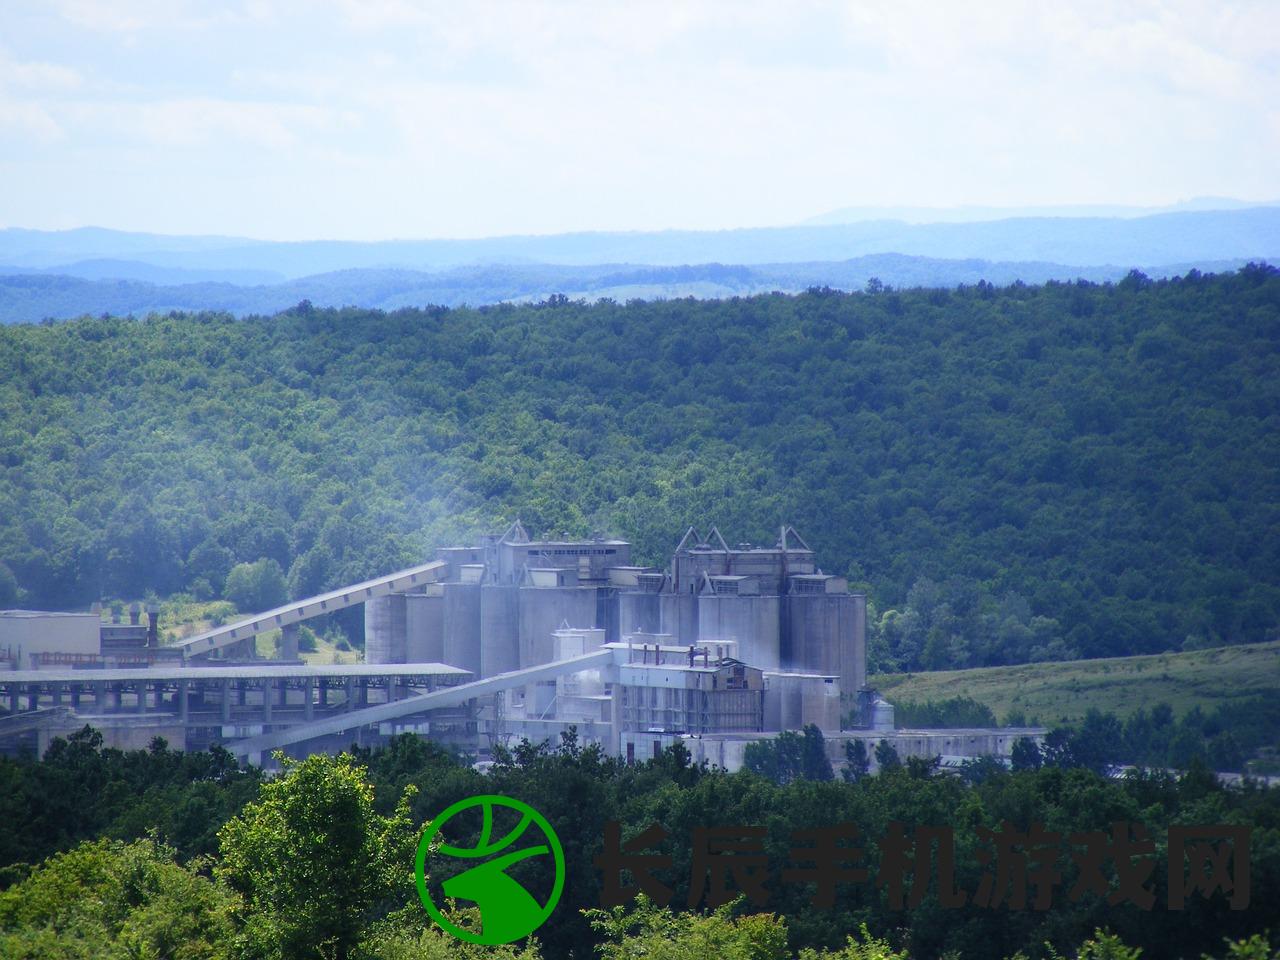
[366,521,865,701]
[365,521,633,678]
[617,526,866,695]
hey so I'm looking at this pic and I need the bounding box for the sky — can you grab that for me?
[1,0,1277,241]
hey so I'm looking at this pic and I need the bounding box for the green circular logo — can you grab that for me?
[415,794,565,945]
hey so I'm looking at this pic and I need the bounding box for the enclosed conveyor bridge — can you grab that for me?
[226,648,615,759]
[174,560,448,659]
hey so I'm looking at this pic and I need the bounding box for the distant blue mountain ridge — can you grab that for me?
[0,206,1276,322]
[0,254,1272,325]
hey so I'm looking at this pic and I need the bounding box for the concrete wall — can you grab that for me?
[405,593,443,663]
[659,593,699,644]
[680,727,1045,774]
[436,546,483,581]
[553,628,606,706]
[442,582,482,676]
[682,735,754,771]
[39,719,188,755]
[620,592,661,636]
[517,586,598,669]
[698,595,781,671]
[596,588,620,644]
[838,728,1044,771]
[364,595,407,665]
[620,731,682,764]
[763,673,841,732]
[0,611,100,668]
[480,584,519,678]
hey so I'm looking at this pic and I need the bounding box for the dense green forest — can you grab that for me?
[1,266,1277,669]
[1,730,1276,959]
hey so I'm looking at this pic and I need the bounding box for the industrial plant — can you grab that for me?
[0,524,1042,770]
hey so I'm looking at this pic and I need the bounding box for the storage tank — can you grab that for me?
[405,589,444,663]
[480,584,520,677]
[871,696,895,732]
[442,582,482,675]
[697,594,781,671]
[365,594,407,664]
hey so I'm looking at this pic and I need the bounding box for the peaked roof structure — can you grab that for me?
[778,525,812,552]
[500,519,531,544]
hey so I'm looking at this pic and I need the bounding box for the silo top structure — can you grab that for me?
[490,526,632,585]
[670,525,819,594]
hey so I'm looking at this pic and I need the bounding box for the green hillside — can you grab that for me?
[873,639,1280,725]
[1,265,1277,669]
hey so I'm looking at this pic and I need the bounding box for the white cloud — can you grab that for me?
[69,97,353,150]
[0,0,1275,237]
[0,55,82,92]
[0,99,63,141]
[47,0,260,34]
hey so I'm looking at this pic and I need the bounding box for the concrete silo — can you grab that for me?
[697,589,781,672]
[404,587,444,663]
[518,579,600,669]
[620,591,661,636]
[784,579,865,696]
[480,583,520,677]
[442,581,482,676]
[364,594,407,664]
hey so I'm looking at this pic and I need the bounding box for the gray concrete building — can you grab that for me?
[0,610,100,669]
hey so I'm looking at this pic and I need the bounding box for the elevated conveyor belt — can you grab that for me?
[175,560,448,659]
[226,648,614,757]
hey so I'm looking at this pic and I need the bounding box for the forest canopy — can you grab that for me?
[0,265,1276,669]
[1,730,1277,960]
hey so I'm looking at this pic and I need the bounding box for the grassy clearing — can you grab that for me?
[871,640,1280,726]
[298,633,362,665]
[247,628,362,663]
[133,597,237,644]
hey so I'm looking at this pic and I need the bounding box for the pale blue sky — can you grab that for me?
[1,1,1277,241]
